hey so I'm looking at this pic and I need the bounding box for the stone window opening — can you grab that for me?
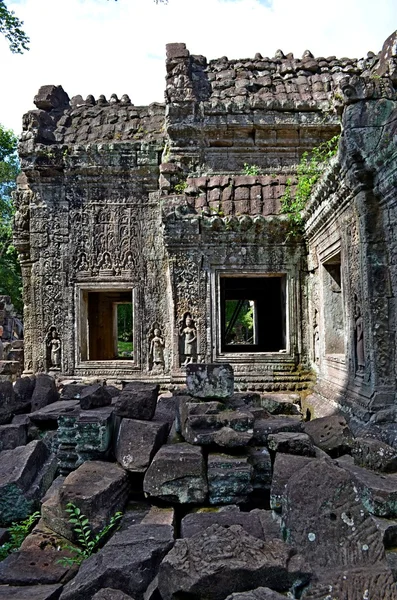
[220,275,287,353]
[79,289,134,361]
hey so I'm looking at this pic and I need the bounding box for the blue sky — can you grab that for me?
[1,0,396,134]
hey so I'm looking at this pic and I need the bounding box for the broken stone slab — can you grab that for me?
[283,458,391,574]
[181,506,281,541]
[59,523,174,600]
[386,551,397,583]
[186,363,234,399]
[225,588,287,600]
[253,416,303,444]
[114,382,159,420]
[0,440,57,526]
[154,393,178,425]
[270,453,317,512]
[337,455,397,518]
[207,453,253,505]
[115,418,169,473]
[0,519,76,585]
[260,393,301,415]
[352,436,397,472]
[0,381,15,424]
[92,590,135,600]
[42,460,129,542]
[372,516,397,548]
[178,396,254,447]
[13,376,36,411]
[59,383,87,400]
[79,384,112,410]
[157,524,310,600]
[303,414,352,457]
[267,432,316,457]
[0,585,63,600]
[28,400,80,425]
[0,422,27,451]
[30,374,59,412]
[143,443,208,503]
[34,85,70,111]
[247,447,272,490]
[301,566,397,599]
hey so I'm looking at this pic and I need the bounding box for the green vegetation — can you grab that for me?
[0,511,40,561]
[174,180,187,194]
[58,503,123,566]
[225,299,254,344]
[0,124,22,312]
[243,163,260,176]
[0,1,29,53]
[280,135,340,235]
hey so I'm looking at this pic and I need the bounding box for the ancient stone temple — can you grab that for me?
[14,32,396,425]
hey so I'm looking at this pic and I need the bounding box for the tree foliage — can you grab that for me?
[0,1,29,53]
[0,124,22,313]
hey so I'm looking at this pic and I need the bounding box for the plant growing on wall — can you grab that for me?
[280,134,340,235]
[0,511,40,561]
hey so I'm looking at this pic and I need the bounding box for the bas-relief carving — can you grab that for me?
[313,309,320,365]
[148,323,165,372]
[46,326,61,369]
[179,312,197,366]
[354,294,365,375]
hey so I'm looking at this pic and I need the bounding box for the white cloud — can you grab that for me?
[1,0,396,134]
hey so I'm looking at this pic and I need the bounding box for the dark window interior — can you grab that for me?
[221,276,286,352]
[87,290,133,360]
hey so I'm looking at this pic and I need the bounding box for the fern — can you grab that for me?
[0,511,40,561]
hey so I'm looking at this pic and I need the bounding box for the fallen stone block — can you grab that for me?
[92,590,135,600]
[0,381,15,425]
[114,382,159,420]
[157,524,310,600]
[352,436,397,472]
[372,516,397,547]
[270,453,316,512]
[29,400,80,425]
[267,432,316,457]
[247,447,272,491]
[225,588,287,600]
[115,418,169,473]
[0,422,27,451]
[79,384,112,410]
[260,393,301,415]
[42,460,129,542]
[253,416,303,444]
[13,376,36,411]
[60,523,174,600]
[301,566,397,599]
[186,363,234,399]
[303,414,352,457]
[207,453,253,505]
[59,383,87,400]
[30,374,59,412]
[0,440,57,525]
[144,443,208,503]
[0,584,63,600]
[337,455,397,517]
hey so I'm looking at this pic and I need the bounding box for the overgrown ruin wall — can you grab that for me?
[14,31,397,423]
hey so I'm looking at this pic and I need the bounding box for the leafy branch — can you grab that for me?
[0,1,29,54]
[0,512,40,561]
[280,135,340,235]
[58,503,123,566]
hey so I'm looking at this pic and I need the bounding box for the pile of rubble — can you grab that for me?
[1,364,397,599]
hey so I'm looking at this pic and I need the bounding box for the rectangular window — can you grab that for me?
[220,276,286,353]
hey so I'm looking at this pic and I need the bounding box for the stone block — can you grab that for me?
[270,453,316,511]
[247,447,272,490]
[157,524,310,600]
[352,437,397,472]
[225,589,287,600]
[304,414,353,457]
[59,384,88,400]
[144,443,208,503]
[267,432,316,457]
[60,523,174,600]
[253,416,303,444]
[0,422,27,451]
[0,585,63,599]
[260,393,301,415]
[42,461,129,542]
[115,418,169,472]
[79,384,112,410]
[30,374,59,412]
[186,363,234,399]
[0,440,57,525]
[0,380,15,424]
[34,85,70,111]
[29,400,80,425]
[207,453,253,505]
[114,382,159,420]
[14,376,36,408]
[166,43,189,60]
[92,591,134,600]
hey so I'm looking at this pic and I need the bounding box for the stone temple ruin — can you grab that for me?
[0,30,396,600]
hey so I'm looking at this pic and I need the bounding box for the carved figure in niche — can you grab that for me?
[313,310,320,364]
[179,313,197,366]
[149,327,165,370]
[46,326,61,369]
[100,252,113,271]
[354,295,365,374]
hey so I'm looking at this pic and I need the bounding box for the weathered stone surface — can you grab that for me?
[114,382,159,420]
[373,516,397,548]
[352,436,397,472]
[267,432,316,457]
[0,381,15,424]
[158,524,310,600]
[30,374,59,412]
[34,85,70,111]
[29,400,80,424]
[0,585,63,599]
[0,422,27,450]
[13,376,36,409]
[59,384,87,400]
[79,384,112,410]
[60,524,174,600]
[207,453,253,505]
[270,453,316,511]
[337,455,397,517]
[253,416,303,444]
[247,447,272,490]
[186,363,234,399]
[0,520,75,585]
[42,460,129,541]
[0,440,57,525]
[143,443,207,503]
[225,588,287,600]
[260,393,301,415]
[301,566,397,599]
[92,590,135,600]
[303,414,352,457]
[115,418,169,473]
